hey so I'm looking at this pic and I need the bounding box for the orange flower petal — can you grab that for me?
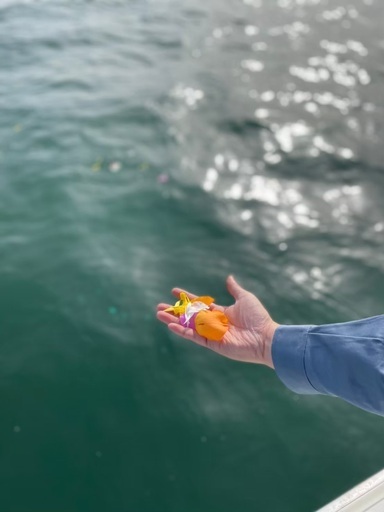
[194,310,229,341]
[193,296,215,306]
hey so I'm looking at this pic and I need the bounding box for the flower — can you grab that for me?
[165,294,228,341]
[165,294,214,316]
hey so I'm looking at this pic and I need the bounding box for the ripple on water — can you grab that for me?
[1,0,384,511]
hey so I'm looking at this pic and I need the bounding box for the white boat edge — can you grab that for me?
[317,469,384,512]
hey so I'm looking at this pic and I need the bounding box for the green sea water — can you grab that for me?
[1,0,384,511]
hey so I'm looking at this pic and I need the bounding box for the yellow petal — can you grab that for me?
[179,293,190,304]
[165,294,191,316]
[173,305,186,315]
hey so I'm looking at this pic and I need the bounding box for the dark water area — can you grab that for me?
[0,0,384,510]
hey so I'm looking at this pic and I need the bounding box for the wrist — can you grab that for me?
[263,321,279,369]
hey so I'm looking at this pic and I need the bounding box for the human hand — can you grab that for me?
[156,275,279,368]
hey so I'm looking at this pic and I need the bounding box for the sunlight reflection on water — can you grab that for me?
[161,0,383,284]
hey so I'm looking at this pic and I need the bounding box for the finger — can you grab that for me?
[157,303,173,312]
[168,323,209,348]
[226,275,246,300]
[171,288,197,300]
[210,304,226,313]
[157,311,180,325]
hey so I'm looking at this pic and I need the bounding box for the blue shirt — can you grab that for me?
[272,315,384,416]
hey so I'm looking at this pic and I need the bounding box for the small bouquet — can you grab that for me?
[165,293,229,341]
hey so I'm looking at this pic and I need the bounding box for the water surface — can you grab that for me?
[0,0,384,510]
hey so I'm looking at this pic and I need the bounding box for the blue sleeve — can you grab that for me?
[271,316,384,416]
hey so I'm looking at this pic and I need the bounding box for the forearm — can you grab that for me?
[271,316,384,416]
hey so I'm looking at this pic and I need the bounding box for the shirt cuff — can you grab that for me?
[272,325,320,395]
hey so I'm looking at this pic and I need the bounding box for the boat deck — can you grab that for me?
[318,470,384,512]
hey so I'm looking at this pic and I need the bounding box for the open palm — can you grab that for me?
[157,276,278,368]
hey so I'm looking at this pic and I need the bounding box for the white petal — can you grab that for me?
[184,302,209,322]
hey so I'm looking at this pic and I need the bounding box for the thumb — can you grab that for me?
[226,275,246,300]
